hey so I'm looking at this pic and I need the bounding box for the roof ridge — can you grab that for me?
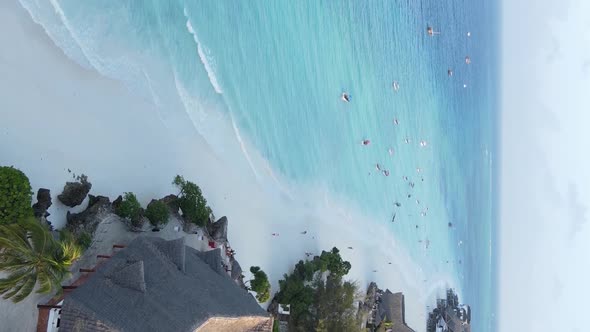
[107,260,146,293]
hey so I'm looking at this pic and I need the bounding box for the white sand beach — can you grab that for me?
[0,1,431,330]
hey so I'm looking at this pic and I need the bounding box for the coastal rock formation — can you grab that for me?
[58,174,92,207]
[207,216,228,243]
[32,188,52,218]
[160,194,179,212]
[112,194,123,211]
[66,195,111,237]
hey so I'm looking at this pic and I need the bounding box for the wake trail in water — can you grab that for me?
[183,8,223,94]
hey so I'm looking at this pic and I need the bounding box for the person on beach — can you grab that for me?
[301,231,307,235]
[347,246,353,250]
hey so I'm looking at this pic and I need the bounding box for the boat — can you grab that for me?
[341,92,350,102]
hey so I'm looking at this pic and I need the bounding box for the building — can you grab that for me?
[43,237,272,332]
[371,289,415,332]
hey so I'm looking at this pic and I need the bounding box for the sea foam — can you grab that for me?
[184,9,223,94]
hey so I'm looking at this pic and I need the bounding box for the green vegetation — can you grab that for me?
[59,229,92,251]
[172,175,212,227]
[249,266,271,302]
[0,166,33,225]
[76,231,93,250]
[145,200,169,229]
[0,218,81,302]
[115,192,143,227]
[272,319,280,332]
[275,248,359,332]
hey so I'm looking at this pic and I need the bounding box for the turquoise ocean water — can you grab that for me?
[19,0,499,330]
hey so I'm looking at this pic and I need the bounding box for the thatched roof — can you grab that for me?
[59,237,269,332]
[380,290,415,332]
[231,259,243,280]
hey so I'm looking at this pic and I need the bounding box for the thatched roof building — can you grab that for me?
[58,237,271,331]
[378,290,415,332]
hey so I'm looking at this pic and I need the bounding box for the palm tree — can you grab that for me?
[0,218,81,302]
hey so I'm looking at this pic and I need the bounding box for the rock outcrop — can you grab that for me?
[32,188,52,218]
[207,216,228,243]
[160,194,179,212]
[66,195,111,237]
[58,175,92,207]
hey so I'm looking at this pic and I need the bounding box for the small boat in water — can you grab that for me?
[427,26,440,36]
[341,92,350,102]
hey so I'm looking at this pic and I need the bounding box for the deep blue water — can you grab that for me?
[19,0,499,330]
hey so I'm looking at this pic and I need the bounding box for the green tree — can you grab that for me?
[275,248,358,332]
[0,218,81,302]
[0,166,33,225]
[249,266,271,302]
[145,200,169,229]
[173,175,212,227]
[116,192,143,227]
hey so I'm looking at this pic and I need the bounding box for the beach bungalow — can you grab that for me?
[373,290,415,332]
[37,237,272,332]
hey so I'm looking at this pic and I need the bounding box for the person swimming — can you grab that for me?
[465,56,471,64]
[448,68,454,76]
[393,118,399,125]
[420,140,428,147]
[404,138,411,144]
[392,81,400,91]
[362,139,370,146]
[382,170,390,176]
[376,164,382,171]
[341,92,350,102]
[388,148,394,155]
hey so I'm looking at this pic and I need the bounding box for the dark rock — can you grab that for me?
[66,195,111,238]
[112,195,123,211]
[58,174,92,207]
[207,216,228,243]
[32,188,52,218]
[160,194,179,212]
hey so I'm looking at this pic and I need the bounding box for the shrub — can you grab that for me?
[0,166,33,224]
[59,229,92,251]
[116,192,143,227]
[145,200,169,229]
[77,231,93,250]
[172,175,212,227]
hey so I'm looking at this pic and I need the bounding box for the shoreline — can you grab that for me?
[0,0,437,329]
